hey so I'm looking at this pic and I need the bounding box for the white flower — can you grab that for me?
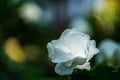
[96,39,120,68]
[47,28,99,75]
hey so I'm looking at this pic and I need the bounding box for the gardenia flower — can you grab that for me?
[47,28,99,75]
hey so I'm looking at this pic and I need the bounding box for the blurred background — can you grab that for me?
[0,0,120,80]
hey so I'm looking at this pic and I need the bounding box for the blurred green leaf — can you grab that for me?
[70,64,120,80]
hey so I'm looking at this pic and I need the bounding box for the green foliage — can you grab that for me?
[70,65,120,80]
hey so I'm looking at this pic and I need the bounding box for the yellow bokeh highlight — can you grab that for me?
[4,37,26,63]
[101,0,119,22]
[93,0,119,35]
[94,0,119,22]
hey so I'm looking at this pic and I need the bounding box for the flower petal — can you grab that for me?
[75,62,90,70]
[55,63,73,75]
[72,57,87,66]
[47,43,55,60]
[87,40,99,61]
[48,40,76,63]
[59,29,90,58]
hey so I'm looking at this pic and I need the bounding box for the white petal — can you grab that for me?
[87,40,99,61]
[55,63,74,75]
[48,40,76,63]
[72,57,87,66]
[47,43,55,59]
[60,28,90,40]
[52,48,74,63]
[59,29,90,58]
[65,60,73,67]
[75,62,91,70]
